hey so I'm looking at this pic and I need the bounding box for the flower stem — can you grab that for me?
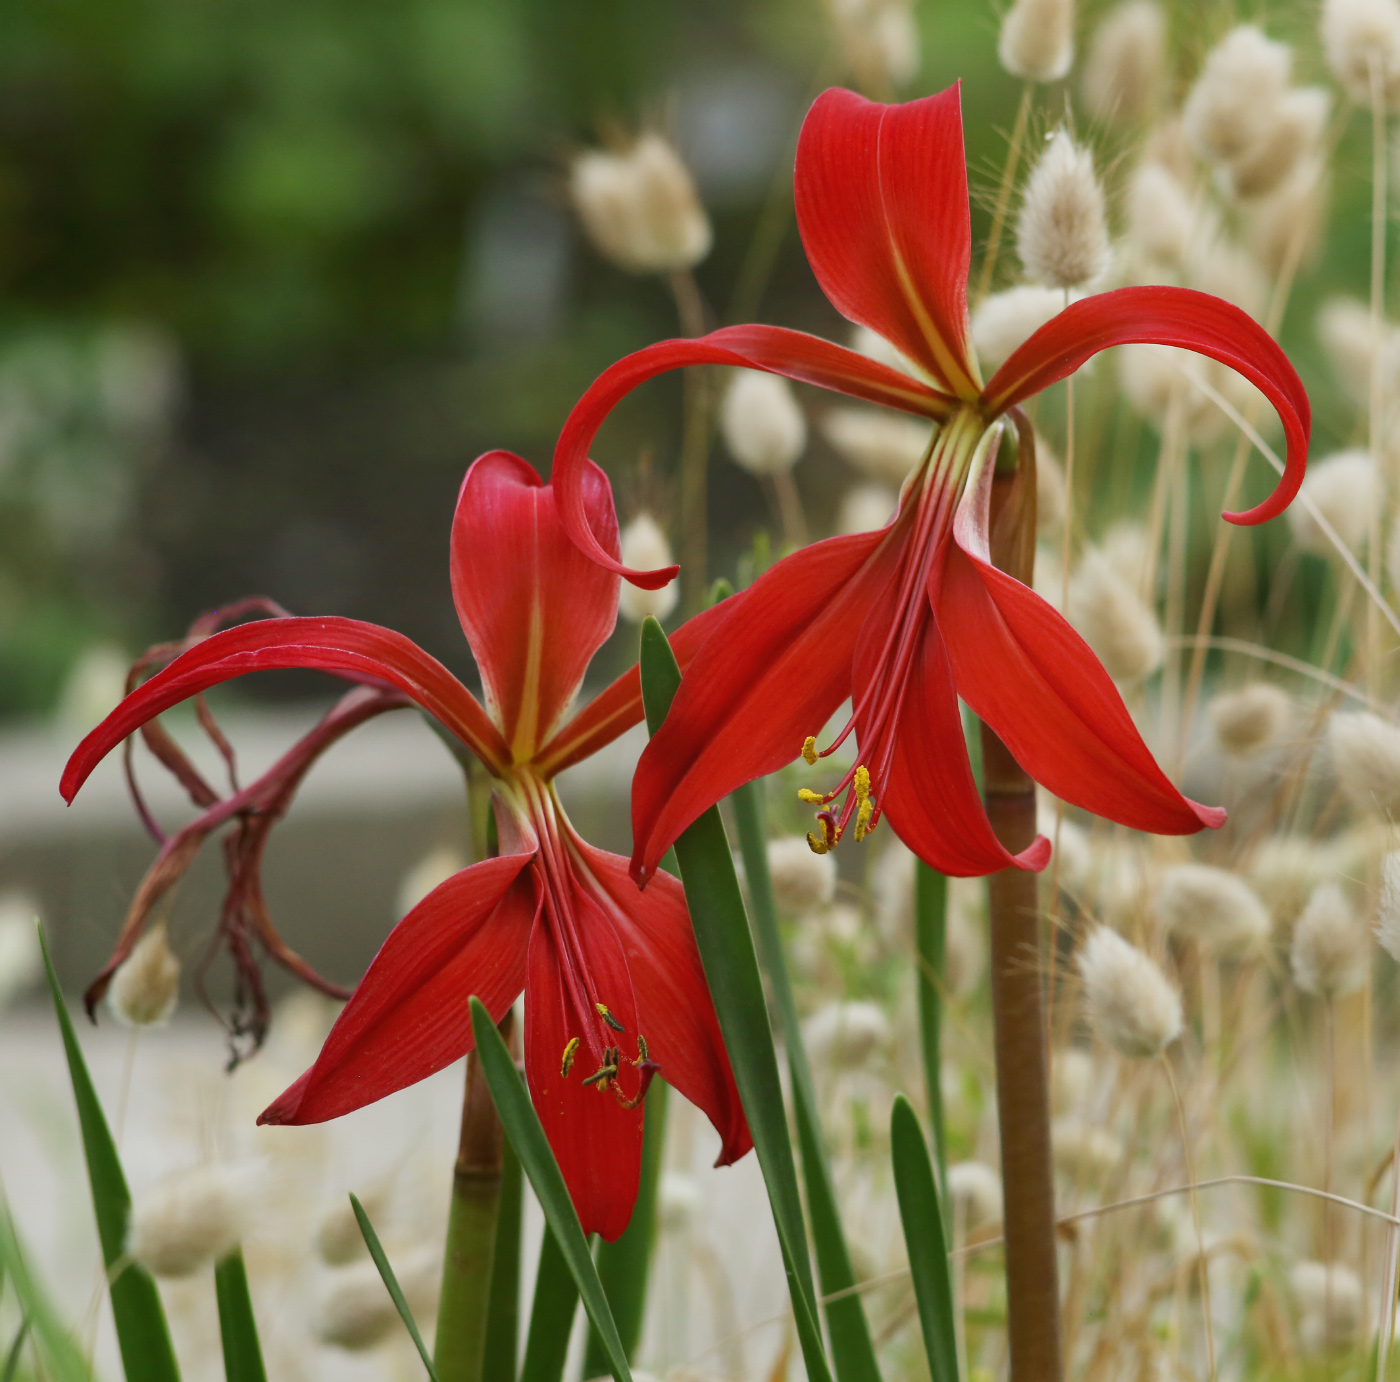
[1162,1055,1216,1382]
[974,84,1032,304]
[1370,57,1389,705]
[669,270,712,614]
[914,860,949,1194]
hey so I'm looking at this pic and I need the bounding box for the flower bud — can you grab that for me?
[617,515,679,623]
[720,371,807,476]
[1124,161,1198,269]
[822,407,932,485]
[0,892,42,1009]
[107,922,180,1028]
[1330,711,1400,817]
[803,1000,891,1068]
[998,0,1074,83]
[1078,926,1182,1059]
[316,1248,440,1350]
[570,135,711,275]
[1378,850,1400,962]
[1322,0,1400,108]
[1291,882,1367,998]
[1221,87,1330,200]
[1209,682,1292,757]
[1182,26,1293,164]
[1067,548,1163,683]
[972,285,1071,371]
[1017,132,1110,290]
[1288,449,1381,556]
[837,483,898,535]
[766,835,837,913]
[1080,0,1167,125]
[127,1163,260,1277]
[946,1161,1003,1227]
[1157,863,1271,955]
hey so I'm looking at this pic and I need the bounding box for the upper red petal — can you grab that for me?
[451,451,620,759]
[551,324,953,586]
[795,86,981,399]
[60,616,510,804]
[258,853,535,1125]
[572,840,751,1166]
[630,527,896,883]
[979,286,1311,525]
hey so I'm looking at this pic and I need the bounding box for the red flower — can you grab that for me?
[546,85,1311,882]
[61,451,749,1240]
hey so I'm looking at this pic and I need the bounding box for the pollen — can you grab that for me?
[802,735,819,765]
[560,1037,580,1078]
[854,794,875,842]
[633,1034,650,1064]
[797,788,826,804]
[595,1002,626,1033]
[582,1046,621,1089]
[806,832,831,855]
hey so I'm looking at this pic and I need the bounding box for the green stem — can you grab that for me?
[519,1228,580,1382]
[915,861,949,1197]
[481,1144,522,1382]
[584,1085,669,1374]
[214,1249,267,1382]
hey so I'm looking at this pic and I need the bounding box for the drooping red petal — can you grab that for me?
[524,874,644,1242]
[630,526,900,883]
[451,450,620,760]
[570,839,751,1166]
[980,286,1311,525]
[552,324,954,586]
[855,573,1049,876]
[258,853,535,1125]
[795,85,981,400]
[61,617,511,805]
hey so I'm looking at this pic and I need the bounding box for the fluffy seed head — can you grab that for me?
[1116,343,1231,445]
[315,1192,382,1266]
[766,835,837,913]
[803,1000,891,1068]
[972,284,1072,371]
[832,0,922,89]
[570,135,711,275]
[1330,711,1400,817]
[1017,132,1110,290]
[0,893,42,1009]
[837,483,898,534]
[1322,0,1400,108]
[617,515,679,623]
[1318,297,1386,407]
[1243,158,1330,276]
[821,407,932,485]
[1378,851,1400,961]
[1222,87,1330,200]
[657,1171,702,1232]
[1067,548,1163,683]
[1052,1116,1124,1178]
[1287,449,1380,556]
[316,1248,440,1350]
[1080,0,1167,124]
[998,0,1074,82]
[1051,1047,1095,1113]
[1078,926,1183,1059]
[1291,1260,1365,1353]
[127,1163,260,1277]
[1157,864,1271,954]
[947,1162,1003,1227]
[720,371,807,475]
[1033,434,1067,536]
[1125,161,1198,268]
[1291,882,1368,998]
[1182,26,1293,164]
[1209,682,1293,757]
[107,922,180,1028]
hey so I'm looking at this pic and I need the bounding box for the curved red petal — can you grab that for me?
[552,324,954,586]
[572,840,751,1166]
[630,527,897,883]
[61,616,510,804]
[258,854,535,1125]
[451,451,620,759]
[980,286,1311,526]
[796,86,981,400]
[857,576,1048,876]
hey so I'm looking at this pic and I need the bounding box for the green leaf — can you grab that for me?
[2,1318,31,1382]
[731,778,880,1382]
[890,1095,959,1382]
[915,861,950,1195]
[638,617,832,1382]
[214,1249,267,1382]
[349,1194,440,1381]
[469,998,632,1382]
[38,926,180,1382]
[481,1142,523,1382]
[0,1207,91,1382]
[584,1082,668,1376]
[518,1223,578,1382]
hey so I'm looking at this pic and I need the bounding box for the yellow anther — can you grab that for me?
[854,765,871,800]
[561,1037,580,1078]
[806,831,831,855]
[634,1034,650,1064]
[595,1002,625,1033]
[797,788,826,804]
[854,795,875,842]
[802,736,819,766]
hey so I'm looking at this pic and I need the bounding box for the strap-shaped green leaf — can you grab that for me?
[891,1095,959,1382]
[350,1194,440,1380]
[638,618,832,1382]
[2,1318,31,1382]
[214,1249,267,1382]
[518,1222,577,1382]
[38,927,180,1382]
[468,998,632,1382]
[0,1206,91,1381]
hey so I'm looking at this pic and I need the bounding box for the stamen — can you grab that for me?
[595,1002,625,1033]
[797,788,827,804]
[560,1036,580,1078]
[582,1046,621,1088]
[802,736,819,765]
[633,1034,650,1064]
[613,1057,662,1110]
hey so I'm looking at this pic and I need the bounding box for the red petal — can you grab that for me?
[552,324,954,586]
[572,840,751,1165]
[857,578,1049,876]
[524,879,644,1243]
[630,527,898,883]
[258,854,535,1125]
[451,451,620,760]
[796,86,981,400]
[980,286,1311,525]
[60,616,511,804]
